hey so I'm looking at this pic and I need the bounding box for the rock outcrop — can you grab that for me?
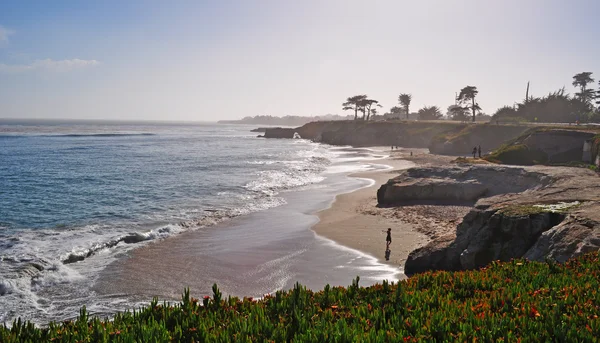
[485,129,596,165]
[250,127,268,133]
[263,127,296,139]
[523,216,600,263]
[379,165,600,275]
[377,166,548,205]
[520,129,595,163]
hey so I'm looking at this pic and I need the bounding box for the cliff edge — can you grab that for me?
[376,165,600,275]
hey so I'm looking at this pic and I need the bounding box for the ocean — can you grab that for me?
[0,120,400,325]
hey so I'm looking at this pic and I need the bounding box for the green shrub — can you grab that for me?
[485,144,548,165]
[493,116,530,123]
[2,253,600,342]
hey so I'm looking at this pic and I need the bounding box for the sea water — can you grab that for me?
[0,120,401,324]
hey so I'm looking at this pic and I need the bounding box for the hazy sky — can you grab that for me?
[1,0,599,121]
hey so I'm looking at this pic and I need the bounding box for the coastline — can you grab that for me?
[92,146,405,308]
[312,148,471,271]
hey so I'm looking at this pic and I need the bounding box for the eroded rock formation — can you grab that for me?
[377,165,600,275]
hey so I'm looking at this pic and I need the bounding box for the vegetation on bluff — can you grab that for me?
[3,253,600,342]
[340,72,600,124]
[484,143,548,165]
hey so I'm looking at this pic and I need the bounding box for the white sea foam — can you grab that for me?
[244,147,333,196]
[0,138,404,325]
[312,232,401,282]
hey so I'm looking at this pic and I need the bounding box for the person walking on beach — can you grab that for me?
[383,228,392,249]
[472,147,477,159]
[478,145,482,158]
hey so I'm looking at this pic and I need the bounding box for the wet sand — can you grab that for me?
[312,148,471,271]
[94,148,469,307]
[94,160,402,303]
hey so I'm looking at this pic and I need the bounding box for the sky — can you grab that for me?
[1,0,599,121]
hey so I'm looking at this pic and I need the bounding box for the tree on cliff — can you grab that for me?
[370,108,380,120]
[417,106,443,120]
[597,80,600,110]
[572,72,595,106]
[456,86,481,122]
[447,105,469,121]
[492,105,518,120]
[388,106,403,119]
[342,95,368,120]
[398,94,412,119]
[363,99,381,121]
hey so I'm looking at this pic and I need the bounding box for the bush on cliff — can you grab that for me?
[485,144,548,165]
[3,253,600,342]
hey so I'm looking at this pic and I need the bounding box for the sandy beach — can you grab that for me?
[312,148,471,272]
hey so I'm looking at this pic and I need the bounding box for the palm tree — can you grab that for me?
[457,86,481,122]
[342,95,368,120]
[572,72,595,105]
[417,106,443,120]
[398,94,412,120]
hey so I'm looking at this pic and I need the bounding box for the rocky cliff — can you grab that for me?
[264,121,465,147]
[485,129,596,165]
[428,124,530,155]
[262,121,555,155]
[376,165,600,275]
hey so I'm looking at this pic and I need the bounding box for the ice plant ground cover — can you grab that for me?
[2,253,600,342]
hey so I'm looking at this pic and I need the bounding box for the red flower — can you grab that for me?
[529,307,541,317]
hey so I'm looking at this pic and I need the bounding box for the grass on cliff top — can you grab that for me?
[498,202,582,216]
[451,157,493,165]
[431,122,535,145]
[498,204,550,216]
[484,144,548,165]
[3,253,600,342]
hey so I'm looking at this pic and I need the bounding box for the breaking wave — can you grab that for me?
[0,126,390,325]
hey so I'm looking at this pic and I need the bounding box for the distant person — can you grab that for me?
[478,145,482,158]
[382,228,392,249]
[472,147,477,159]
[391,146,394,150]
[410,151,413,156]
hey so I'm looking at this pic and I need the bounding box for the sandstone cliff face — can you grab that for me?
[262,122,597,168]
[484,129,597,165]
[428,124,530,156]
[377,165,600,276]
[316,122,457,147]
[520,130,595,163]
[265,121,464,147]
